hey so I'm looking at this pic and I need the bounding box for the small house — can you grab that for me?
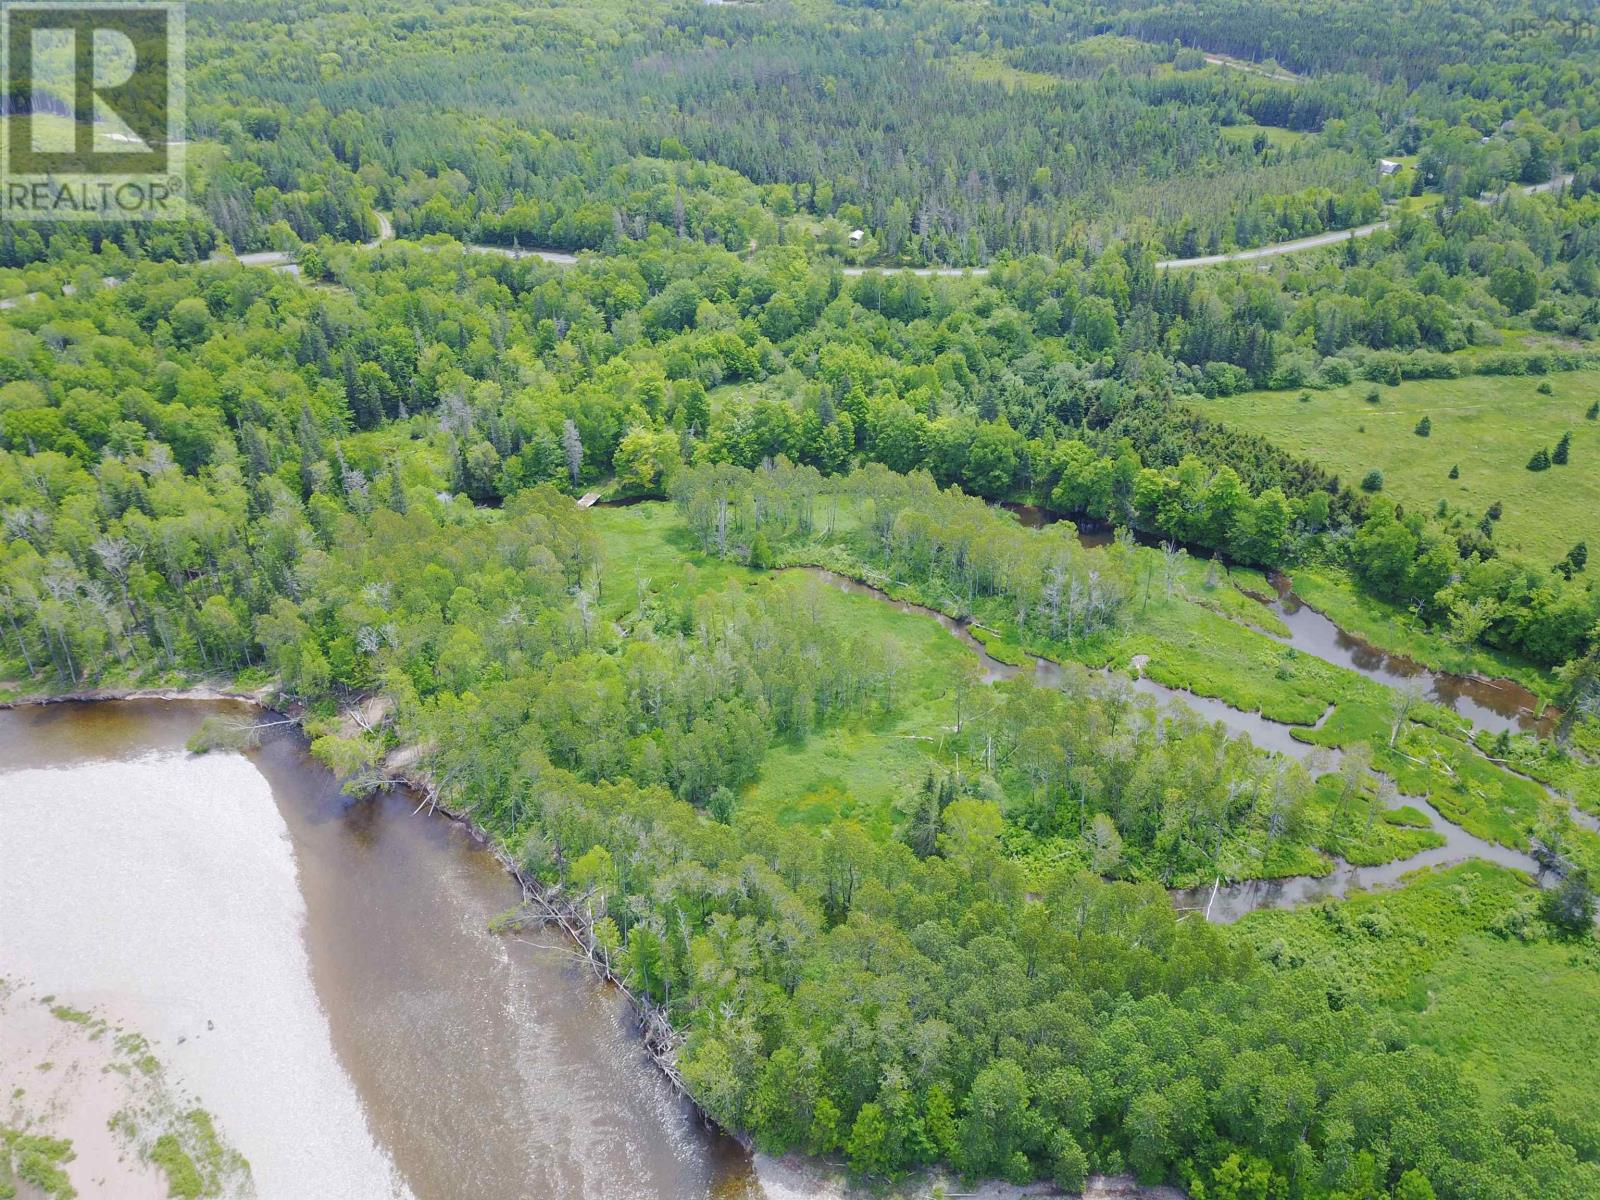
[1378,158,1402,177]
[848,229,865,247]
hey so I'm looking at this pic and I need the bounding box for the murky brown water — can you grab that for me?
[0,701,760,1200]
[1001,500,1556,737]
[1260,572,1556,737]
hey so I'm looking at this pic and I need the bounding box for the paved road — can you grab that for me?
[1155,175,1572,269]
[464,243,578,264]
[840,264,989,277]
[10,173,1573,304]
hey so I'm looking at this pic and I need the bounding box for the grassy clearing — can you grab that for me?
[1414,932,1600,1111]
[1116,592,1338,724]
[1205,371,1600,565]
[1219,122,1313,150]
[592,504,974,836]
[593,501,1580,875]
[593,503,1378,881]
[946,51,1062,93]
[1240,862,1600,1112]
[589,502,753,621]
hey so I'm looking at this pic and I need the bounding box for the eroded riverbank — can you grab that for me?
[0,701,758,1200]
[0,698,1195,1200]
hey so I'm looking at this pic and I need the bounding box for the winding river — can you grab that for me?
[0,581,1574,1194]
[0,701,762,1200]
[1255,572,1556,737]
[804,567,1340,768]
[799,565,1553,923]
[1168,789,1545,922]
[1004,502,1556,737]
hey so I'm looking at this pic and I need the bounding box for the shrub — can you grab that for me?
[1365,389,1381,404]
[1448,464,1459,479]
[1361,469,1384,492]
[1588,400,1598,419]
[1527,448,1551,471]
[1414,416,1431,436]
[1553,431,1571,465]
[748,531,773,569]
[1536,380,1553,394]
[1540,869,1597,937]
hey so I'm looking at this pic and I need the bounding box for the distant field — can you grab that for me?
[1206,371,1600,565]
[1219,122,1313,150]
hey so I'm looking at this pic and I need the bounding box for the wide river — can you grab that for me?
[0,700,765,1200]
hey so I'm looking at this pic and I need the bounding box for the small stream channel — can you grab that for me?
[1003,502,1557,737]
[798,563,1554,923]
[1257,572,1556,737]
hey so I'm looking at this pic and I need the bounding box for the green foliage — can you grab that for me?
[3,8,1600,1192]
[1540,869,1597,936]
[747,531,772,571]
[150,1133,203,1200]
[1242,861,1600,1115]
[1208,371,1600,576]
[1,1127,76,1200]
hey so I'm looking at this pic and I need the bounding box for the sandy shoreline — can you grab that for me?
[0,689,1187,1200]
[0,980,248,1200]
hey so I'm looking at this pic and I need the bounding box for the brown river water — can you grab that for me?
[0,520,1576,1191]
[1258,572,1556,737]
[1002,502,1556,737]
[0,701,761,1200]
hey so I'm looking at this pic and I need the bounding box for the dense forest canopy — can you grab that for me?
[8,0,1599,264]
[3,1,1600,1197]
